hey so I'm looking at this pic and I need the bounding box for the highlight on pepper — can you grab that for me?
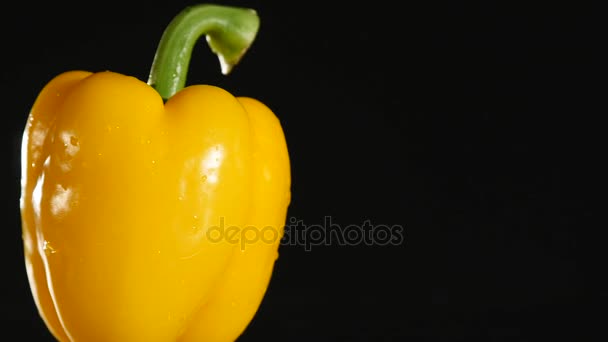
[19,4,290,342]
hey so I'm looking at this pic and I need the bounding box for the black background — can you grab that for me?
[0,0,600,341]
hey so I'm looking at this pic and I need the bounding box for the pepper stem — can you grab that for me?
[147,4,260,100]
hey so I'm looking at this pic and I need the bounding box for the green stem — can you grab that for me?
[147,4,260,100]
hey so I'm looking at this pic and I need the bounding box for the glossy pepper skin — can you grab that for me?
[20,5,290,341]
[21,70,290,341]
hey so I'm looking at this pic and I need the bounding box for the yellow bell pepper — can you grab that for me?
[20,5,290,342]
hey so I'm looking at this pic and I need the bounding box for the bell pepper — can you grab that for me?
[20,4,290,341]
